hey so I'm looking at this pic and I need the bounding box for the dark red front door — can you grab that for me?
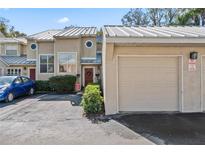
[29,69,36,80]
[84,68,93,86]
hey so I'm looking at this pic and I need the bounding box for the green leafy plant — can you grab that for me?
[81,84,104,114]
[49,75,76,93]
[35,80,51,92]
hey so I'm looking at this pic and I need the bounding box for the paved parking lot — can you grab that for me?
[0,94,153,145]
[114,113,205,145]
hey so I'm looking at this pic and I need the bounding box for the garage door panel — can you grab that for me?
[203,57,205,111]
[118,57,179,111]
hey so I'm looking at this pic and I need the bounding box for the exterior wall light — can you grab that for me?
[190,52,198,60]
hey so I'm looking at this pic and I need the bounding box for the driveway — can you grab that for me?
[114,113,205,145]
[0,94,153,145]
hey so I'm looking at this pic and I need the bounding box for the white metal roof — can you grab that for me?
[0,37,27,44]
[54,27,97,37]
[0,56,36,66]
[27,27,97,41]
[27,30,62,41]
[103,25,205,38]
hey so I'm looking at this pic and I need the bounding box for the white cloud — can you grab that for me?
[57,17,69,24]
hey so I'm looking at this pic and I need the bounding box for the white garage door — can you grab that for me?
[202,57,205,111]
[118,56,179,112]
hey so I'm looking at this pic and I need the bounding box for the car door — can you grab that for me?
[12,77,26,97]
[21,77,32,93]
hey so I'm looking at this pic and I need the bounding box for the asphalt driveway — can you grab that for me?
[0,94,153,145]
[114,113,205,145]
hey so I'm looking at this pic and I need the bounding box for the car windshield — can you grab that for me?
[0,76,16,85]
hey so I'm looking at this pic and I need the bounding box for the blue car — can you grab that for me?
[0,76,35,102]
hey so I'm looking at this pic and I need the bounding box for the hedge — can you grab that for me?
[49,75,76,93]
[81,84,104,114]
[35,80,51,92]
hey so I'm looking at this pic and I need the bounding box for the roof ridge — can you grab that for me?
[28,29,63,37]
[104,25,205,28]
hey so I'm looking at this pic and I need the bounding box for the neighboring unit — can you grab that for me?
[102,25,205,115]
[0,36,35,78]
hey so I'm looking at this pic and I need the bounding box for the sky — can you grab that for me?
[0,8,129,35]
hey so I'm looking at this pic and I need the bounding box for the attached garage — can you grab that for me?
[118,56,181,112]
[103,26,205,115]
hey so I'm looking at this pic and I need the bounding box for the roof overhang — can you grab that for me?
[54,35,96,39]
[105,37,205,44]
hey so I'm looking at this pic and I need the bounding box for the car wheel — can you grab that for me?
[5,93,14,102]
[29,88,34,95]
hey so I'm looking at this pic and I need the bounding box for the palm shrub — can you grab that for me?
[81,84,104,114]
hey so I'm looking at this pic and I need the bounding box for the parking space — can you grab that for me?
[0,94,153,145]
[114,113,205,145]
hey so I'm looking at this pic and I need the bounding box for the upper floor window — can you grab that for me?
[85,40,93,48]
[40,55,54,73]
[58,53,77,74]
[30,43,37,50]
[6,45,18,56]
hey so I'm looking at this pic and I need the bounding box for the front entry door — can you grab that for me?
[84,68,93,86]
[29,68,36,80]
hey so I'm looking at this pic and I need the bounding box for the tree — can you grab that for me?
[0,16,26,37]
[0,17,9,36]
[121,9,149,26]
[164,8,181,25]
[148,8,164,26]
[177,8,205,26]
[192,8,205,26]
[7,26,26,37]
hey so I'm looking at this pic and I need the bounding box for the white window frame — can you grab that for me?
[6,67,22,76]
[39,54,54,74]
[57,52,77,75]
[5,45,18,56]
[30,43,38,51]
[6,50,18,56]
[85,40,93,48]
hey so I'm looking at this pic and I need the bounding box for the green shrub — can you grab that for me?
[81,85,104,114]
[35,80,51,92]
[49,75,76,93]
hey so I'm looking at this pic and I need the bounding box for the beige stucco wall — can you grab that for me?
[27,40,37,60]
[103,42,205,115]
[0,60,7,75]
[81,37,96,58]
[20,44,27,55]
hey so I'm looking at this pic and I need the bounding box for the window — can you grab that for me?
[7,68,21,76]
[58,53,76,74]
[22,77,30,83]
[40,55,54,73]
[85,40,93,48]
[30,43,37,50]
[6,45,18,56]
[14,77,22,84]
[6,50,17,56]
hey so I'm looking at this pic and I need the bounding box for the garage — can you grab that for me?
[118,56,180,112]
[103,25,205,115]
[202,56,205,111]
